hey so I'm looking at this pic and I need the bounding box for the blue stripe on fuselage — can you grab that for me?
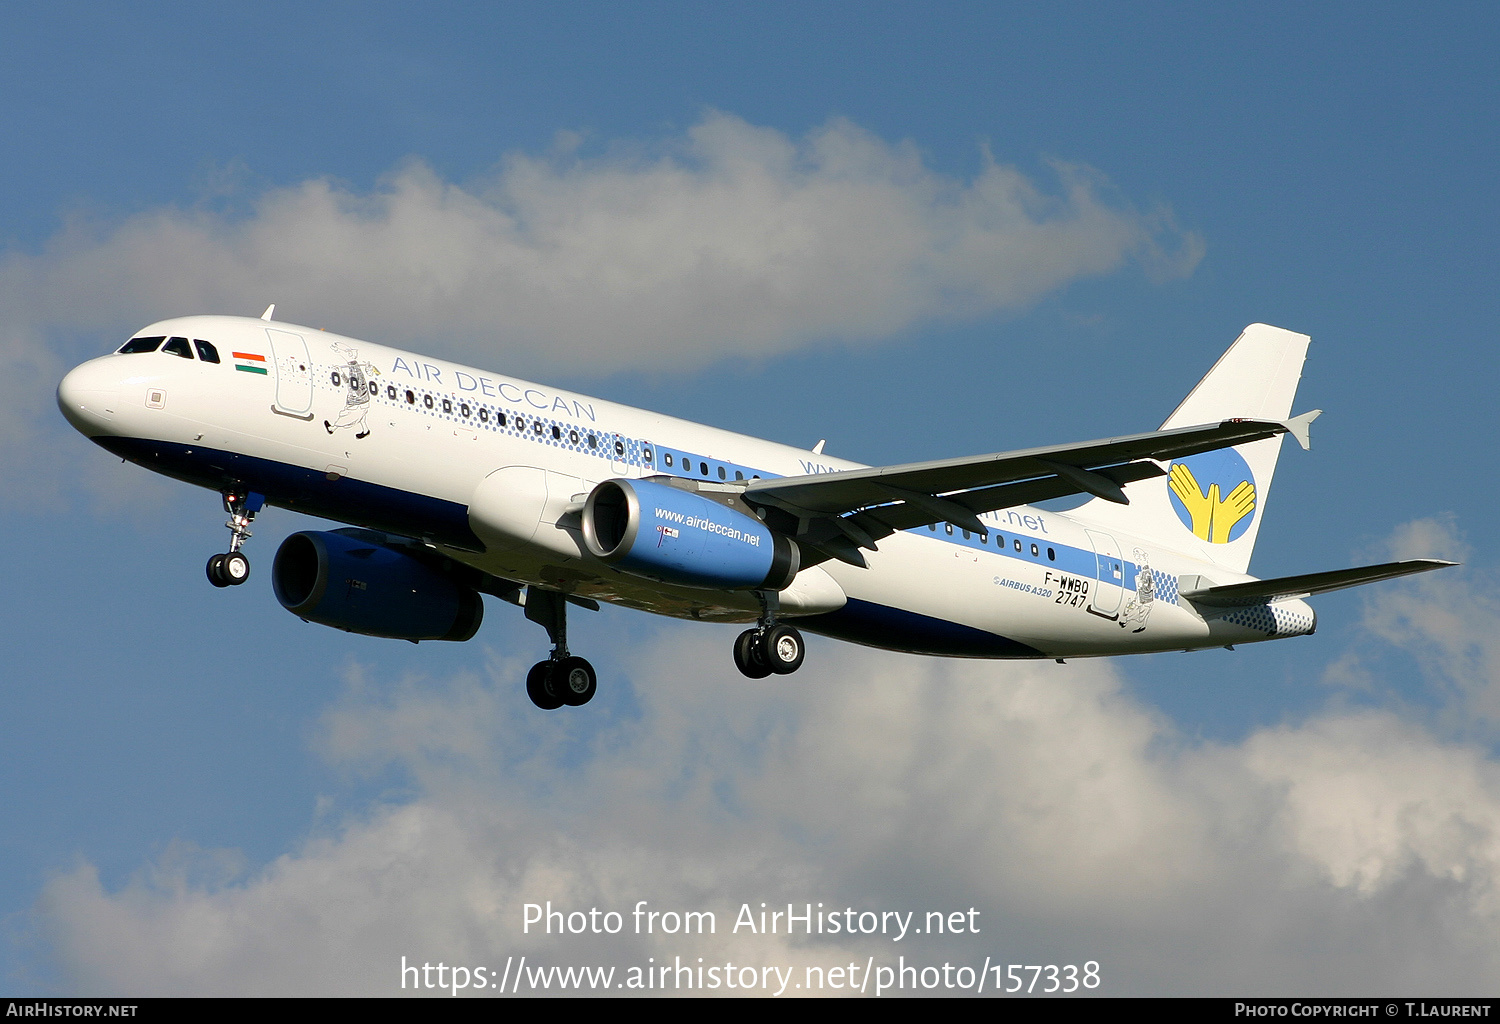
[97,432,1146,644]
[908,522,1144,594]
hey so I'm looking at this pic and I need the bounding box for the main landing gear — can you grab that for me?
[733,591,806,678]
[522,587,597,710]
[206,490,264,588]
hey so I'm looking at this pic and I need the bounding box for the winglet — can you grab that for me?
[260,304,276,322]
[1283,409,1321,451]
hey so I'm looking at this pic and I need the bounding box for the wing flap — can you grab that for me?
[745,417,1305,520]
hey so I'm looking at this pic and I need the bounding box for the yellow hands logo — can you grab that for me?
[1168,462,1256,544]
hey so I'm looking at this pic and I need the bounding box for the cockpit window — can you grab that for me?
[193,339,221,363]
[118,336,165,354]
[162,336,194,359]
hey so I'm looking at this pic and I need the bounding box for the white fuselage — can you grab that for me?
[57,315,1315,659]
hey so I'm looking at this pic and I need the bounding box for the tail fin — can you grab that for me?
[1072,323,1311,575]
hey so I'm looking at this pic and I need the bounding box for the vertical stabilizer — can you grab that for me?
[1072,324,1311,575]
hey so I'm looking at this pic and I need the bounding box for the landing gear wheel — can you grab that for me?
[221,551,250,585]
[206,554,230,588]
[734,629,773,679]
[526,661,564,710]
[760,624,805,675]
[555,656,597,706]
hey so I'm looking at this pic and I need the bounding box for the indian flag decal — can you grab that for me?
[233,352,268,374]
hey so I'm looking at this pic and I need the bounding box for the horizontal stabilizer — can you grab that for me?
[1179,559,1457,607]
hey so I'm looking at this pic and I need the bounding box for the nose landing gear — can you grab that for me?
[522,587,598,709]
[206,490,264,588]
[733,591,806,678]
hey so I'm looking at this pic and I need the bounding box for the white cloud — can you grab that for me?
[0,328,67,507]
[5,112,1200,499]
[1242,713,1500,907]
[1340,517,1500,728]
[33,594,1500,995]
[10,113,1202,370]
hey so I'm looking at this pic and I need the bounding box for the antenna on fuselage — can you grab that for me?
[260,304,276,321]
[812,439,827,455]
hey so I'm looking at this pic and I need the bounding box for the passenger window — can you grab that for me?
[945,523,953,535]
[664,453,673,467]
[1031,543,1039,556]
[614,440,626,456]
[331,371,342,386]
[368,381,378,396]
[461,404,470,417]
[551,425,561,439]
[405,390,415,404]
[442,399,452,414]
[700,462,709,476]
[735,470,743,481]
[588,435,597,449]
[424,395,434,409]
[963,529,971,540]
[929,524,936,532]
[387,385,397,400]
[1047,547,1056,561]
[534,421,543,435]
[498,412,508,427]
[570,429,579,444]
[162,336,193,359]
[643,447,653,462]
[118,336,165,353]
[718,466,726,480]
[193,340,220,363]
[1014,539,1021,552]
[515,417,524,431]
[479,408,489,423]
[980,532,988,544]
[682,459,692,473]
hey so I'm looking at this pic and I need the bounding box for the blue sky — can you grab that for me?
[4,2,1500,995]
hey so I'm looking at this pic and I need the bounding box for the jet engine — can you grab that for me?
[272,529,483,641]
[581,478,798,590]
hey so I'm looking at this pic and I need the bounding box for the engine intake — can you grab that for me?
[581,478,798,591]
[272,529,483,642]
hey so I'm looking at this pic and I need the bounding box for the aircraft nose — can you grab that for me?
[57,357,120,436]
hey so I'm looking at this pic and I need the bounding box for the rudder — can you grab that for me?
[1071,324,1311,575]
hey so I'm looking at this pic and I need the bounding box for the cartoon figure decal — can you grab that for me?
[1118,547,1154,632]
[1167,448,1257,544]
[323,343,380,439]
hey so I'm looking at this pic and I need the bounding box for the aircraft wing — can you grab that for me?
[1177,559,1457,608]
[741,413,1318,567]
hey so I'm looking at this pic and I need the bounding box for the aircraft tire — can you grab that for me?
[734,629,773,679]
[557,656,597,706]
[761,624,805,675]
[222,551,251,586]
[206,554,230,588]
[526,661,564,710]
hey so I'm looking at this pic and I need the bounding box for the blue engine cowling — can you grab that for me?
[272,529,484,642]
[581,478,799,591]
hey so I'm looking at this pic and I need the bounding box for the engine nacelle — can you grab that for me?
[581,478,798,591]
[272,529,484,642]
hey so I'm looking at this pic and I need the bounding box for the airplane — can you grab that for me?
[56,310,1454,709]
